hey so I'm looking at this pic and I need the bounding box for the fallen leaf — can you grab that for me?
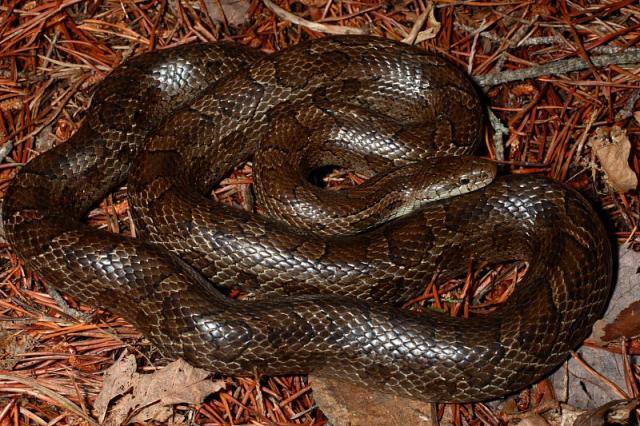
[203,0,250,27]
[552,404,585,426]
[574,399,638,426]
[94,354,224,425]
[592,126,638,192]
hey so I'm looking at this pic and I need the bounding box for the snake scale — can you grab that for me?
[3,36,612,402]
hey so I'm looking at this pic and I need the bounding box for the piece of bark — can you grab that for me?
[309,375,434,426]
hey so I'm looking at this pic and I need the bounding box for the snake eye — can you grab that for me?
[460,177,470,185]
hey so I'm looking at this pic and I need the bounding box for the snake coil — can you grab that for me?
[3,36,611,402]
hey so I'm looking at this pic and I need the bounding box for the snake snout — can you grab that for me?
[424,156,497,199]
[460,157,498,189]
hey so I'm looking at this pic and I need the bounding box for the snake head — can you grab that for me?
[404,156,497,203]
[367,156,497,224]
[440,156,497,196]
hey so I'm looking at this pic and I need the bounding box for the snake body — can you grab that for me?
[3,36,612,402]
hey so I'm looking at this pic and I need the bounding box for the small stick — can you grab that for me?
[262,0,367,36]
[402,3,440,45]
[570,351,630,399]
[615,89,640,122]
[475,49,640,88]
[402,7,430,45]
[487,109,508,161]
[47,287,94,322]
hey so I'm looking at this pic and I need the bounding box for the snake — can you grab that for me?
[2,36,612,402]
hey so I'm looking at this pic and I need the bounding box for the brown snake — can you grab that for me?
[3,36,612,402]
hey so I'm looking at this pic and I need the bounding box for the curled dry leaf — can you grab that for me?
[591,126,638,192]
[94,354,224,425]
[574,399,639,426]
[262,0,368,35]
[418,7,441,44]
[402,4,441,45]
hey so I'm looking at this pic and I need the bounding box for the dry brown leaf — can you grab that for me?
[94,354,224,425]
[591,126,638,192]
[204,0,251,27]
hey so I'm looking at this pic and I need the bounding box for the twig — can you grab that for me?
[289,404,319,420]
[402,3,440,45]
[615,89,640,122]
[456,21,638,56]
[487,109,508,161]
[571,351,630,399]
[494,16,537,72]
[0,142,14,164]
[262,0,368,35]
[468,18,483,74]
[454,22,567,47]
[46,287,94,322]
[402,7,430,45]
[475,49,640,88]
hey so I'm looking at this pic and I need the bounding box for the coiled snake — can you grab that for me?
[3,36,612,402]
